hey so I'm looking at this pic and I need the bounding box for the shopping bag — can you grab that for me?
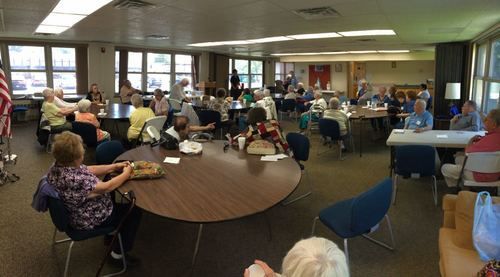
[473,191,500,261]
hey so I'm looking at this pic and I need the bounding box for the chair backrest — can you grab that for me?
[318,118,341,140]
[349,99,358,105]
[198,110,222,129]
[464,151,500,173]
[95,140,125,165]
[395,145,435,176]
[168,98,183,111]
[351,178,393,233]
[286,133,309,162]
[71,121,97,147]
[281,99,296,112]
[47,196,70,232]
[138,115,167,143]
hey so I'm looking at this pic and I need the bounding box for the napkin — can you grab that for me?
[163,157,180,164]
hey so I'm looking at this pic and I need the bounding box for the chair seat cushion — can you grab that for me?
[319,198,357,238]
[66,225,116,241]
[13,106,29,112]
[439,228,484,277]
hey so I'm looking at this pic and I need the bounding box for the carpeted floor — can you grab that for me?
[0,118,454,277]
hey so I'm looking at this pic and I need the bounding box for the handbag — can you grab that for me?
[473,191,500,261]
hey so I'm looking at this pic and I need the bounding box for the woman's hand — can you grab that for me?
[122,163,133,178]
[243,260,275,277]
[114,161,131,172]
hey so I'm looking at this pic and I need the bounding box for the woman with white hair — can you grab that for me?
[244,237,349,277]
[42,88,76,132]
[127,94,155,142]
[53,87,78,109]
[149,88,169,116]
[298,90,327,132]
[323,97,349,136]
[284,85,297,100]
[75,99,110,142]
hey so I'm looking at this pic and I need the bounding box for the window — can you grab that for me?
[471,36,500,113]
[52,47,76,94]
[127,51,143,90]
[8,45,46,95]
[147,53,171,91]
[250,60,263,88]
[175,54,193,90]
[228,58,263,89]
[275,62,294,82]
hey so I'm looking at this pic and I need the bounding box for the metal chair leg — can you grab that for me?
[344,239,350,271]
[53,228,71,244]
[192,224,203,266]
[392,175,398,205]
[63,241,75,277]
[282,169,312,205]
[432,175,438,206]
[103,234,127,277]
[361,215,396,251]
[338,141,345,161]
[311,216,319,236]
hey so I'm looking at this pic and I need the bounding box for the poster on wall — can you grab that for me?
[309,65,330,90]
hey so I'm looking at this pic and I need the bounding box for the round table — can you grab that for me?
[90,103,134,138]
[116,141,301,264]
[348,105,389,157]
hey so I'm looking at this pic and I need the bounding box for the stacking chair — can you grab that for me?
[282,133,312,205]
[96,140,125,165]
[71,121,98,147]
[459,151,500,190]
[47,194,136,277]
[278,99,297,121]
[305,109,323,136]
[393,145,437,205]
[168,98,183,115]
[197,110,223,139]
[318,118,344,160]
[311,178,395,269]
[136,115,167,145]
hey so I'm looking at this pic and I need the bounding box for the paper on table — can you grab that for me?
[436,134,448,139]
[394,129,405,134]
[261,156,279,162]
[163,157,180,164]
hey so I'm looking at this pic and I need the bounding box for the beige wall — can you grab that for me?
[365,61,435,85]
[87,43,116,102]
[294,62,349,92]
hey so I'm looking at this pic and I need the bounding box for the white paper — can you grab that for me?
[261,156,279,162]
[163,157,180,164]
[346,112,352,118]
[436,134,448,139]
[394,129,405,134]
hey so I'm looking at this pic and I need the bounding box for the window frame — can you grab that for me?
[228,58,264,90]
[471,34,500,113]
[275,62,294,82]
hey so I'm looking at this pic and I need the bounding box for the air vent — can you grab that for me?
[113,0,155,9]
[293,6,340,20]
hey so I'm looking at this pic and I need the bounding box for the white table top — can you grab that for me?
[386,129,486,148]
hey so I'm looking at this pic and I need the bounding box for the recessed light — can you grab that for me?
[247,36,292,43]
[339,30,396,37]
[41,13,86,27]
[52,0,114,15]
[35,25,69,34]
[286,32,341,40]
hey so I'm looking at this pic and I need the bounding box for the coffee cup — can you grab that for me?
[367,101,371,107]
[99,108,105,114]
[243,98,247,104]
[238,137,246,150]
[384,103,388,109]
[105,99,110,105]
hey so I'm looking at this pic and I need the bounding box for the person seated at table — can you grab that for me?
[47,131,142,265]
[335,90,348,104]
[120,80,140,105]
[449,100,483,131]
[298,90,327,133]
[200,90,215,108]
[404,99,433,133]
[388,90,406,126]
[323,97,350,149]
[239,107,288,153]
[75,99,110,142]
[441,109,500,187]
[254,89,278,121]
[417,83,431,101]
[149,89,169,116]
[127,94,155,143]
[275,80,285,94]
[296,82,305,95]
[284,85,297,100]
[303,86,315,101]
[238,88,254,103]
[243,237,348,277]
[165,115,215,143]
[42,88,76,132]
[208,88,232,123]
[387,86,400,107]
[371,86,390,105]
[86,83,104,104]
[53,87,78,109]
[402,90,417,114]
[356,80,369,99]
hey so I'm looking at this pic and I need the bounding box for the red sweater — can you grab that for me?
[466,128,500,182]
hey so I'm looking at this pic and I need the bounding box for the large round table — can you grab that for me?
[116,141,301,264]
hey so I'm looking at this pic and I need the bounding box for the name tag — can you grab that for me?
[416,120,421,125]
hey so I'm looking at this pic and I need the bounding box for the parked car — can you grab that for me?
[31,79,45,87]
[12,78,27,90]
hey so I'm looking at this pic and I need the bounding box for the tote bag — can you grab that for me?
[473,191,500,261]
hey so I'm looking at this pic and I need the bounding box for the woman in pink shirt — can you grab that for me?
[75,99,110,142]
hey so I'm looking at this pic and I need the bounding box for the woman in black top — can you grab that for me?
[86,83,104,104]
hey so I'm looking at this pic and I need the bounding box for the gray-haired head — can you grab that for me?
[131,94,143,108]
[77,99,92,113]
[329,97,340,110]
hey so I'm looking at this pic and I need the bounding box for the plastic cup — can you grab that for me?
[105,99,110,105]
[384,103,388,108]
[367,101,371,107]
[238,137,246,150]
[99,108,104,114]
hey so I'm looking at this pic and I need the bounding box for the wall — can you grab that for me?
[365,61,435,85]
[87,43,116,102]
[294,62,348,92]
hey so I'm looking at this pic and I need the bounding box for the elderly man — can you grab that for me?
[371,86,390,132]
[170,78,191,111]
[404,99,433,132]
[323,97,349,136]
[120,80,139,104]
[42,88,76,132]
[441,109,500,187]
[254,89,278,121]
[127,94,155,142]
[450,100,483,131]
[165,115,215,143]
[356,80,369,99]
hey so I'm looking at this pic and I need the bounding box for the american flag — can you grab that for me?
[0,60,12,138]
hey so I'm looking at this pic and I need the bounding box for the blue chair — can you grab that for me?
[311,178,395,269]
[48,196,128,277]
[71,121,98,147]
[349,99,358,105]
[393,145,437,205]
[283,133,312,205]
[318,118,344,160]
[198,110,223,139]
[96,140,125,165]
[279,99,297,121]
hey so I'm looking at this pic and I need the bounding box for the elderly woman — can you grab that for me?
[244,237,349,277]
[208,88,231,121]
[42,88,76,132]
[284,85,297,100]
[53,87,78,109]
[75,99,110,142]
[149,89,169,116]
[120,80,139,104]
[298,90,327,132]
[47,131,142,265]
[238,88,254,103]
[127,94,155,142]
[86,83,104,104]
[200,90,215,108]
[323,97,349,136]
[254,90,278,121]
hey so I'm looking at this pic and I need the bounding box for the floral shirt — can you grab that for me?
[208,98,230,122]
[47,164,112,230]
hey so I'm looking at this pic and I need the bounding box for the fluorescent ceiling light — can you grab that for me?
[348,50,377,54]
[247,36,292,43]
[52,0,113,15]
[41,13,86,27]
[320,51,349,55]
[378,50,410,53]
[270,53,296,56]
[35,25,68,34]
[188,42,225,47]
[221,40,254,45]
[339,30,396,37]
[286,32,341,40]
